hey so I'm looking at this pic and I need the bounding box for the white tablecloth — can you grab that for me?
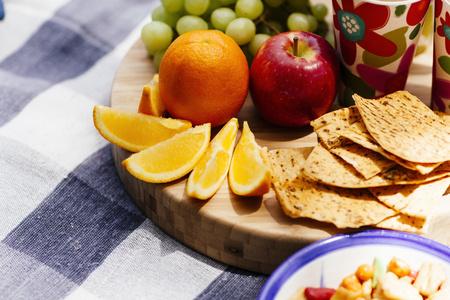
[0,1,268,298]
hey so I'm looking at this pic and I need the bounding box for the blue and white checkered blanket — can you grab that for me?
[0,1,267,298]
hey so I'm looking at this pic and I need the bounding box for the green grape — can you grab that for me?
[248,33,271,56]
[257,20,284,36]
[287,12,309,31]
[143,0,330,65]
[141,21,174,52]
[145,45,158,56]
[235,0,264,20]
[161,0,184,13]
[152,5,182,28]
[225,17,256,45]
[325,31,335,48]
[153,49,167,70]
[306,14,318,32]
[311,3,328,21]
[263,0,284,8]
[184,0,210,16]
[176,15,209,35]
[210,7,236,31]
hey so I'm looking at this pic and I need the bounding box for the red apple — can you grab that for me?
[249,31,340,127]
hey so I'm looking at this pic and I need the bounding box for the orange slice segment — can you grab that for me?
[122,123,211,183]
[186,118,239,200]
[138,73,167,117]
[93,105,191,152]
[229,121,271,196]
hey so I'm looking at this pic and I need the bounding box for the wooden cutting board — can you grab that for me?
[109,26,450,274]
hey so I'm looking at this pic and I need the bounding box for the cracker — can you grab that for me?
[353,91,450,163]
[265,103,450,234]
[301,143,450,188]
[315,123,349,149]
[266,145,397,229]
[264,147,313,184]
[369,177,450,219]
[376,214,429,234]
[340,120,380,150]
[339,121,442,175]
[310,106,360,130]
[311,106,361,149]
[273,177,396,229]
[436,111,450,125]
[330,143,397,179]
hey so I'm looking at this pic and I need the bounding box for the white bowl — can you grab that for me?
[258,230,450,300]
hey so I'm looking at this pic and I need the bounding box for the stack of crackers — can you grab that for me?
[264,91,450,234]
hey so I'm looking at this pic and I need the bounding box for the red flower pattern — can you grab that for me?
[436,0,443,19]
[356,45,416,96]
[332,0,397,65]
[407,0,431,25]
[437,11,450,55]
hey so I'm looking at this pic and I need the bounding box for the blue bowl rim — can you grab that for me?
[258,229,450,300]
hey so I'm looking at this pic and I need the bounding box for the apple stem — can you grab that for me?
[293,37,298,57]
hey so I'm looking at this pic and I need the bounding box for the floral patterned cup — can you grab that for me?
[332,0,431,106]
[416,1,434,55]
[432,0,450,113]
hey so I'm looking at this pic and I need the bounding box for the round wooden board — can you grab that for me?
[110,30,450,274]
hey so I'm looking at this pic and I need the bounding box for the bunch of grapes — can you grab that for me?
[141,0,330,69]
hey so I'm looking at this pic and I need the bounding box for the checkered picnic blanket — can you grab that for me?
[0,0,268,298]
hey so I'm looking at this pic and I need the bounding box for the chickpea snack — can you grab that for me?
[258,230,450,300]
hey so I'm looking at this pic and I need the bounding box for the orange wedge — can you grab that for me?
[93,105,191,152]
[229,121,271,196]
[186,118,239,200]
[122,123,211,183]
[138,73,167,117]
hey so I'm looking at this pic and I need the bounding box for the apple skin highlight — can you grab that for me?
[249,31,340,127]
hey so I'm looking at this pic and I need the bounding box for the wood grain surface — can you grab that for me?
[109,8,450,274]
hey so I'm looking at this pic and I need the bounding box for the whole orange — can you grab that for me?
[158,30,249,127]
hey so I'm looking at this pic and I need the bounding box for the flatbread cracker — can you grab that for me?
[339,121,442,175]
[340,120,380,148]
[330,143,396,179]
[265,104,450,234]
[315,123,349,149]
[436,111,450,125]
[301,143,450,188]
[369,177,450,219]
[313,114,439,175]
[376,214,429,234]
[353,91,450,163]
[273,177,396,229]
[266,146,397,229]
[311,106,361,149]
[310,106,361,130]
[264,147,313,184]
